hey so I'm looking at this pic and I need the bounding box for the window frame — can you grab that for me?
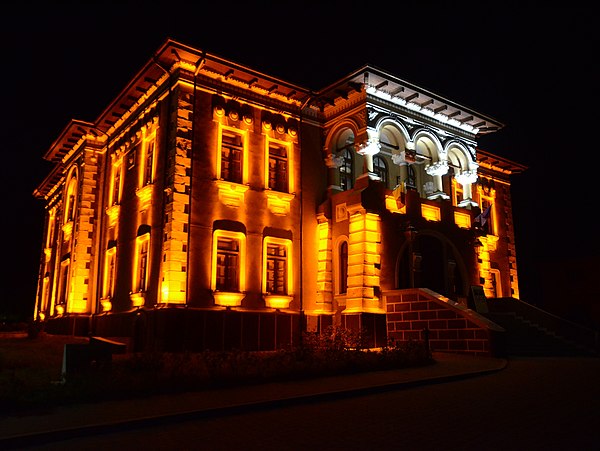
[134,233,150,293]
[479,196,496,235]
[262,236,293,296]
[64,174,78,224]
[217,125,248,185]
[103,246,117,299]
[140,131,157,188]
[339,148,354,191]
[373,154,388,187]
[211,230,246,293]
[110,158,123,206]
[268,142,288,192]
[335,238,349,295]
[265,137,293,193]
[58,259,70,307]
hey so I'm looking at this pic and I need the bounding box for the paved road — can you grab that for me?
[22,357,600,450]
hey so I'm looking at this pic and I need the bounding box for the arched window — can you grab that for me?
[373,154,388,187]
[134,225,151,294]
[340,148,353,191]
[335,129,355,191]
[339,240,348,294]
[64,175,78,224]
[143,134,156,186]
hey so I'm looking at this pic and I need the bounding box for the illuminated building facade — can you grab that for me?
[33,39,525,355]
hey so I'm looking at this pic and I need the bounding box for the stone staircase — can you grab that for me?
[483,297,599,357]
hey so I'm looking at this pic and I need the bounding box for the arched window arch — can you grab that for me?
[415,135,443,198]
[64,173,78,224]
[373,154,388,187]
[333,128,355,191]
[379,125,406,151]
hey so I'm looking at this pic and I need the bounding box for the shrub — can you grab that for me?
[0,329,434,414]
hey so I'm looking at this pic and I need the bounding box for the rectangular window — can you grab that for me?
[111,163,122,206]
[452,179,463,207]
[103,247,117,298]
[490,269,502,298]
[480,198,495,235]
[340,149,353,191]
[220,130,243,184]
[59,261,70,305]
[136,236,150,292]
[211,230,246,295]
[268,143,288,192]
[216,237,240,291]
[67,194,76,222]
[143,136,156,186]
[266,242,287,295]
[339,241,348,294]
[45,212,56,249]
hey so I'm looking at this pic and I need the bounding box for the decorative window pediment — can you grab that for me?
[266,190,294,215]
[215,180,249,207]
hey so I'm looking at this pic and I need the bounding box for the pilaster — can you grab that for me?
[160,86,192,304]
[344,208,384,313]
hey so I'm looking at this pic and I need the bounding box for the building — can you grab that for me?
[33,39,526,356]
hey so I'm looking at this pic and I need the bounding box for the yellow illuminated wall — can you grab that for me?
[61,148,99,315]
[421,203,441,222]
[315,218,333,312]
[31,40,524,349]
[159,88,191,305]
[454,211,471,229]
[345,209,384,313]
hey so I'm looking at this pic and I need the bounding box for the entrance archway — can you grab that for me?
[396,232,467,301]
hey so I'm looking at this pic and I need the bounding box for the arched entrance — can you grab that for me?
[396,232,467,301]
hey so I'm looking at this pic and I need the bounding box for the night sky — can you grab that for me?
[1,4,596,321]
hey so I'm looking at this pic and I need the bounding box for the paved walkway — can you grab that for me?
[0,351,506,448]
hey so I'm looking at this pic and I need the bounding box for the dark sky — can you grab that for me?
[1,3,597,320]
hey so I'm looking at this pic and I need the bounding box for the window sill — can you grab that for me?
[61,221,73,239]
[100,297,112,312]
[213,291,245,307]
[264,294,293,309]
[130,291,146,307]
[215,180,249,208]
[106,204,120,224]
[265,190,294,215]
[136,184,153,205]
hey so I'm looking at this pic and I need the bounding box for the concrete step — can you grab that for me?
[484,311,598,357]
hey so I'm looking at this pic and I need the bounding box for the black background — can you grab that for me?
[1,3,597,323]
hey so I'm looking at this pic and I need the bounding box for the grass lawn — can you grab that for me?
[0,333,89,413]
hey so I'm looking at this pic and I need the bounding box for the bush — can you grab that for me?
[0,329,434,414]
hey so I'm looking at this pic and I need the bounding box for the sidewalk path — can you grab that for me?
[0,351,506,448]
